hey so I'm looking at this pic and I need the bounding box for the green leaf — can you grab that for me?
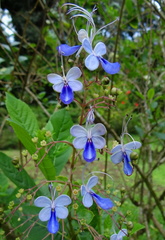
[6,93,39,136]
[130,222,145,235]
[135,91,144,100]
[0,152,36,189]
[147,88,155,100]
[153,132,165,140]
[77,206,94,224]
[46,109,73,175]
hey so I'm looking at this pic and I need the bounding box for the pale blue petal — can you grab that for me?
[47,211,59,234]
[99,58,120,74]
[82,38,92,54]
[47,74,63,85]
[66,67,82,81]
[124,141,141,150]
[34,196,51,208]
[83,140,96,162]
[110,234,117,240]
[111,151,123,164]
[92,136,106,149]
[94,42,106,56]
[83,192,93,208]
[81,185,87,196]
[73,136,87,149]
[92,193,114,210]
[111,144,122,154]
[85,54,99,71]
[57,44,81,56]
[118,229,128,238]
[38,206,51,221]
[53,82,64,93]
[60,85,74,104]
[70,125,87,137]
[123,153,133,176]
[78,29,88,42]
[68,80,83,91]
[91,123,106,136]
[54,195,71,206]
[55,206,69,219]
[86,176,98,190]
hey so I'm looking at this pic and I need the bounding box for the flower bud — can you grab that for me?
[73,203,79,210]
[112,206,117,212]
[18,188,24,194]
[22,150,28,157]
[120,187,126,194]
[32,137,38,143]
[45,131,52,138]
[93,93,99,98]
[126,210,132,216]
[32,154,38,160]
[12,157,19,165]
[127,221,134,230]
[111,87,118,95]
[16,193,21,198]
[40,140,47,147]
[106,190,110,194]
[130,152,139,160]
[73,189,79,196]
[102,76,110,85]
[56,185,62,192]
[80,219,86,225]
[26,194,32,200]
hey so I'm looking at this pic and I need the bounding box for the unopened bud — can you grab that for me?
[22,150,28,157]
[12,157,19,165]
[93,93,99,98]
[40,140,47,147]
[16,193,21,198]
[73,189,79,196]
[26,194,32,200]
[112,206,118,212]
[102,76,110,85]
[56,185,62,192]
[45,131,52,138]
[130,152,139,160]
[32,137,38,143]
[18,188,24,194]
[127,221,134,230]
[73,203,79,210]
[121,187,126,194]
[32,154,38,160]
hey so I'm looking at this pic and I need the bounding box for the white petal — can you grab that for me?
[68,80,83,91]
[53,82,64,92]
[81,185,87,196]
[73,137,87,149]
[111,151,123,164]
[92,136,106,149]
[85,54,99,71]
[38,207,51,221]
[78,29,88,42]
[118,229,128,238]
[66,67,82,81]
[124,141,141,150]
[94,42,106,56]
[82,38,92,54]
[87,176,98,190]
[54,195,71,206]
[55,206,69,219]
[91,123,106,136]
[34,196,51,208]
[70,125,87,137]
[83,192,93,208]
[110,234,117,240]
[47,74,63,84]
[111,144,122,154]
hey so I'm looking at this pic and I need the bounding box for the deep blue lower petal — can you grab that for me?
[60,85,74,104]
[123,153,133,176]
[47,210,59,234]
[99,57,120,74]
[57,44,81,56]
[92,193,114,210]
[83,140,96,162]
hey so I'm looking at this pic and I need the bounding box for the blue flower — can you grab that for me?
[111,141,141,176]
[57,44,81,56]
[82,38,120,74]
[81,176,113,209]
[34,191,71,234]
[70,123,106,162]
[110,229,127,240]
[47,67,83,104]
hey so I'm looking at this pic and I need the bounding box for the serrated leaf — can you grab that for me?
[6,93,39,136]
[147,88,155,100]
[0,152,36,189]
[77,207,94,224]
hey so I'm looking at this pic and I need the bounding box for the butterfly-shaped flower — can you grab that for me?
[34,189,71,234]
[111,140,141,176]
[70,123,106,162]
[81,176,114,209]
[110,229,128,240]
[47,67,83,104]
[82,38,120,74]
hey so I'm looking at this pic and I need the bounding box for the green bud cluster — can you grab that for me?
[40,140,47,147]
[111,87,122,96]
[22,150,28,157]
[32,153,38,161]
